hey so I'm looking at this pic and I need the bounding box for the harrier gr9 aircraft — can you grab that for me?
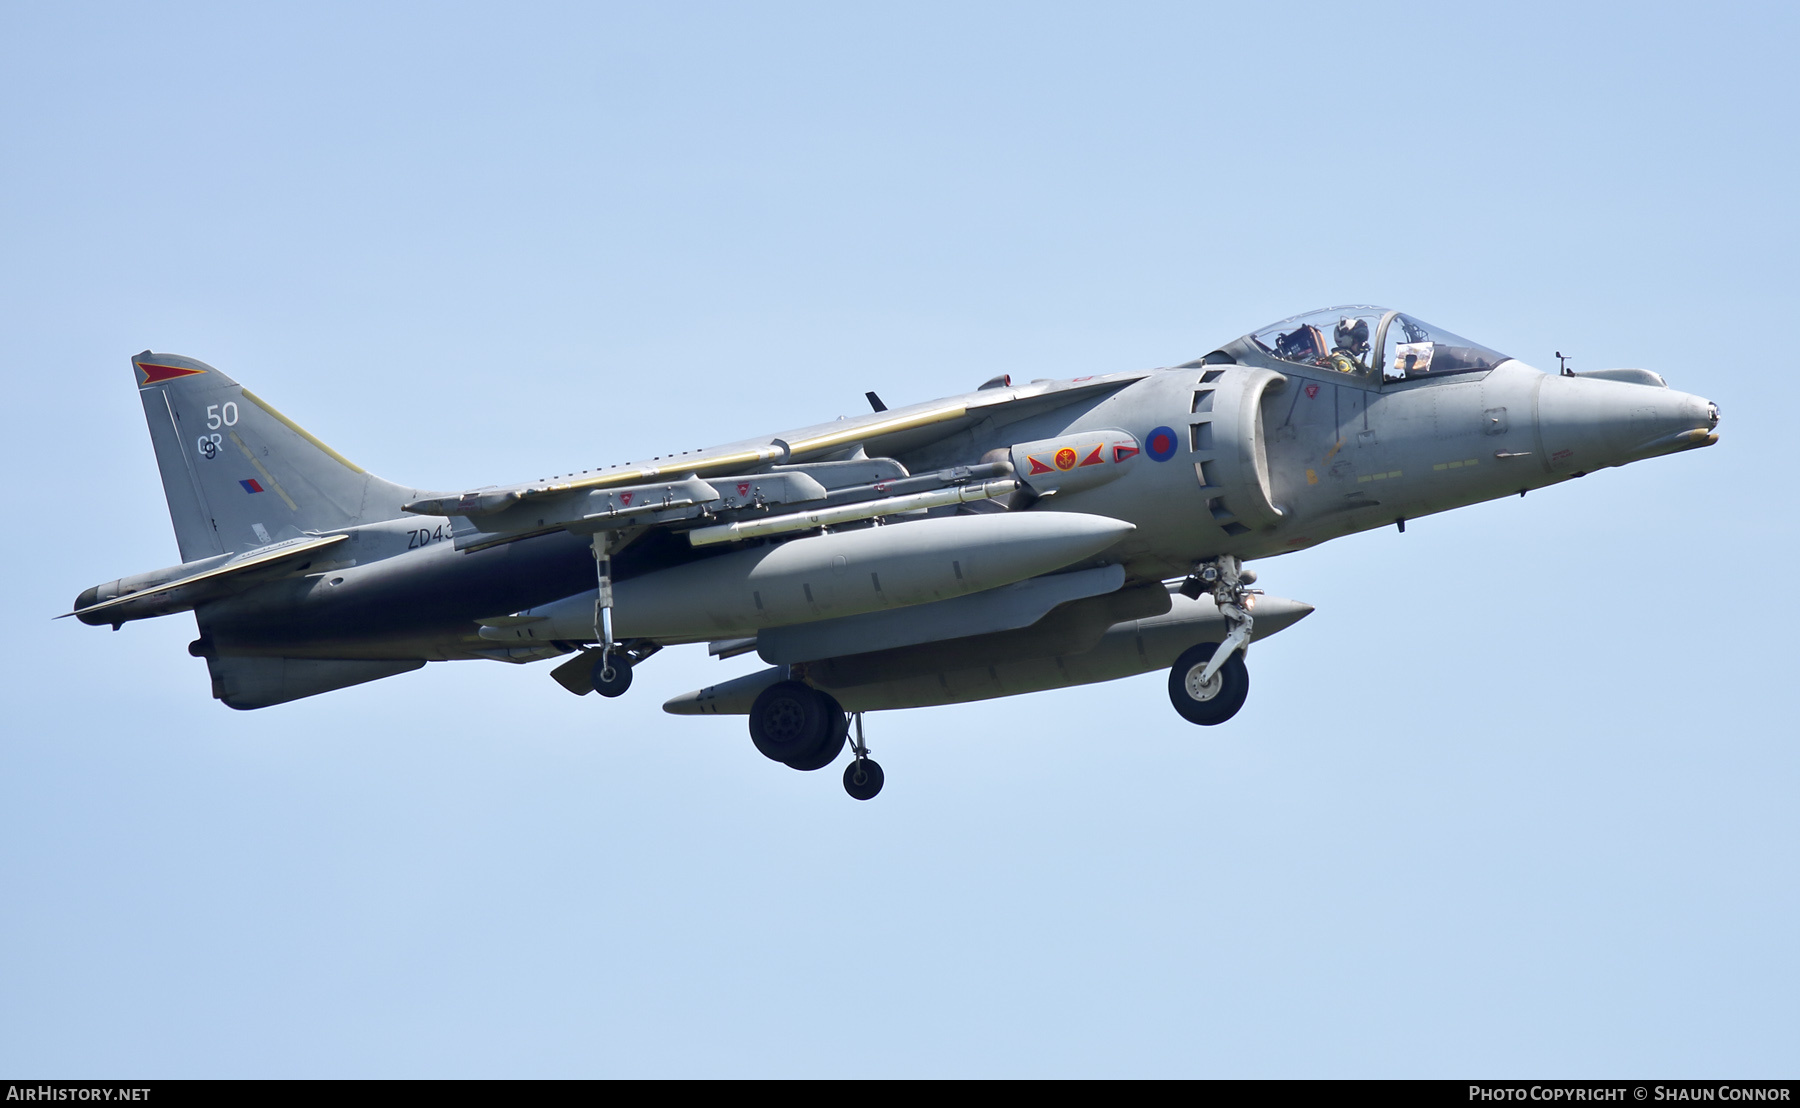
[71,307,1719,799]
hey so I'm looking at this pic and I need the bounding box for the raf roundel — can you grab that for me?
[1145,425,1178,462]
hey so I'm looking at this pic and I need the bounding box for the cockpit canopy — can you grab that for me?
[1200,306,1512,382]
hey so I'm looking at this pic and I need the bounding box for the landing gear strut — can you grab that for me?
[1170,555,1261,725]
[842,713,884,801]
[746,681,884,799]
[592,536,620,690]
[578,534,665,697]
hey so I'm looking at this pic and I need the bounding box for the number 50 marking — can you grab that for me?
[207,402,239,430]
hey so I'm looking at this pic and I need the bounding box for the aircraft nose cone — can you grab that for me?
[1536,375,1718,474]
[1653,389,1719,453]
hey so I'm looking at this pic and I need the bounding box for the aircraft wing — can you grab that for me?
[402,370,1153,548]
[65,533,351,625]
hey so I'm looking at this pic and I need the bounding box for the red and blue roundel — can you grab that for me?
[1146,425,1178,462]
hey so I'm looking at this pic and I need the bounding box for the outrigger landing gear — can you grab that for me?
[583,533,666,697]
[543,533,659,698]
[1170,555,1261,726]
[548,638,662,697]
[842,713,884,801]
[592,536,620,691]
[592,651,631,697]
[590,639,661,697]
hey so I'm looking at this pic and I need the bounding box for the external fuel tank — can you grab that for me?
[479,510,1135,644]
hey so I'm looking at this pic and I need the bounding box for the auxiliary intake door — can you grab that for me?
[1186,366,1287,535]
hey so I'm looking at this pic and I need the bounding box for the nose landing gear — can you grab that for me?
[1168,641,1250,724]
[1171,555,1260,725]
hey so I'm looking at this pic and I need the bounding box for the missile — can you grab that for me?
[479,510,1134,644]
[687,477,1020,546]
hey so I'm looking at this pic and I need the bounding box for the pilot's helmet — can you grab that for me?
[1335,316,1370,355]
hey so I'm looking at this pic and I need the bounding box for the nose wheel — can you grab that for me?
[1170,555,1260,725]
[1168,641,1249,725]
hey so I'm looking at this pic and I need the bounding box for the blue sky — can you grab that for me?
[2,0,1795,1076]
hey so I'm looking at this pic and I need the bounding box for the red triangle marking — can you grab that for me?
[1078,444,1104,467]
[138,363,207,385]
[1026,455,1055,475]
[1114,443,1140,463]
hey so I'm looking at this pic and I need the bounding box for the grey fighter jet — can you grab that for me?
[70,307,1720,799]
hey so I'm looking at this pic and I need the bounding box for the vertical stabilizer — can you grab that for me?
[133,352,418,560]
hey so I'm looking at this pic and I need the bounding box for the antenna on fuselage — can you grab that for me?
[1556,351,1574,377]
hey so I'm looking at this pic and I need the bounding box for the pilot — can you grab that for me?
[1328,316,1371,373]
[1334,316,1370,357]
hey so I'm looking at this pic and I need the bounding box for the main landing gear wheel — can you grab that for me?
[591,653,633,698]
[784,707,849,772]
[749,680,845,768]
[843,757,884,801]
[1168,641,1249,726]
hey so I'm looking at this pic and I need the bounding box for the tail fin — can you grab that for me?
[133,352,420,560]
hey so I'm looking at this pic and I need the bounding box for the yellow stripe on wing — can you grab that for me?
[523,403,970,499]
